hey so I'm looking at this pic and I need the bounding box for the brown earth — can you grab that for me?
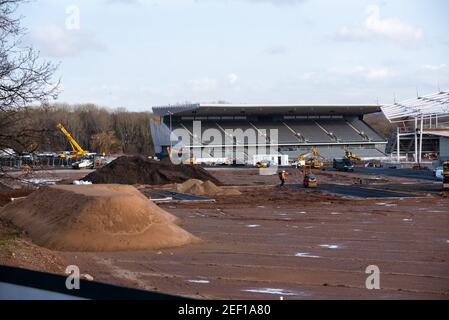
[0,184,198,251]
[0,188,34,206]
[82,156,220,185]
[176,179,242,196]
[1,167,448,299]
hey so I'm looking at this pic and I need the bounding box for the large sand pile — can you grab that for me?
[176,179,241,197]
[83,156,220,185]
[0,184,199,251]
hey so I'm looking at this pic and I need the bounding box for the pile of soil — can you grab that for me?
[0,184,199,251]
[0,188,34,207]
[83,156,220,185]
[176,179,241,197]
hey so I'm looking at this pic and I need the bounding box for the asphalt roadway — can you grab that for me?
[290,183,414,199]
[323,166,436,181]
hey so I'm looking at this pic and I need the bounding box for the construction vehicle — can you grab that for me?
[443,161,449,191]
[344,150,361,161]
[296,147,324,169]
[56,123,89,159]
[333,158,354,172]
[301,165,318,188]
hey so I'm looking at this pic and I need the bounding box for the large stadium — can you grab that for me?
[152,103,388,164]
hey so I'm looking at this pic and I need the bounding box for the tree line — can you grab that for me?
[15,103,158,156]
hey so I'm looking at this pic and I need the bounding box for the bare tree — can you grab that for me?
[0,0,59,153]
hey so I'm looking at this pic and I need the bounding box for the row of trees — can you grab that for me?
[25,103,157,155]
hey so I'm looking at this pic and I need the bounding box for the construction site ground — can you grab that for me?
[1,167,448,299]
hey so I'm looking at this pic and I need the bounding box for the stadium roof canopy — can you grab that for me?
[381,91,449,122]
[152,103,381,117]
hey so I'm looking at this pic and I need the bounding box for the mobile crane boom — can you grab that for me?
[56,123,88,157]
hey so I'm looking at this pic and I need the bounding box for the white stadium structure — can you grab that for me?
[151,103,388,165]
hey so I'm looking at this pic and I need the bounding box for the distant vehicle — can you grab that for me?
[303,173,317,188]
[256,160,272,168]
[35,152,57,158]
[434,166,443,180]
[72,159,94,170]
[19,152,33,160]
[333,158,354,172]
[365,162,381,168]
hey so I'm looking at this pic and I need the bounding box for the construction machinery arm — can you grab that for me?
[56,123,86,156]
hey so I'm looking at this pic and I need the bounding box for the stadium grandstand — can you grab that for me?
[151,103,387,164]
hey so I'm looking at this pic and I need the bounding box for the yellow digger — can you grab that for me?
[344,150,361,161]
[296,147,323,169]
[56,123,89,159]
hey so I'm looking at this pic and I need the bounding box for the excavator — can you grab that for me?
[56,123,89,159]
[344,150,361,161]
[296,147,324,169]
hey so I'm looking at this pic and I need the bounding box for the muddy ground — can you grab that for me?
[1,167,449,299]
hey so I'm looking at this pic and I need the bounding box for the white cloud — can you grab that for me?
[196,0,305,6]
[32,25,106,58]
[106,0,141,5]
[188,77,218,92]
[227,73,239,85]
[328,65,394,81]
[335,5,424,47]
[265,45,288,55]
[423,64,447,71]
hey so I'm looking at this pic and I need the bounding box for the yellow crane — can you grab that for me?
[56,123,88,158]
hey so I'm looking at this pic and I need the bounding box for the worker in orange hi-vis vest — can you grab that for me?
[278,170,288,187]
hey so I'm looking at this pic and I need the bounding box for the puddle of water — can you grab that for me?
[319,244,341,249]
[243,288,309,297]
[246,224,260,228]
[187,279,210,284]
[295,252,321,258]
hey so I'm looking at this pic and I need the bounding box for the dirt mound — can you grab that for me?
[0,184,199,251]
[176,179,241,197]
[83,156,220,185]
[0,188,34,207]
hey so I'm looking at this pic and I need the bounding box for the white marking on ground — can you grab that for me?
[295,252,321,258]
[330,212,341,215]
[375,202,397,207]
[402,218,412,222]
[187,280,210,284]
[243,288,309,296]
[304,226,314,229]
[246,224,260,228]
[353,229,363,232]
[319,244,341,249]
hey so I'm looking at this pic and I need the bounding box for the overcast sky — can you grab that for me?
[19,0,449,110]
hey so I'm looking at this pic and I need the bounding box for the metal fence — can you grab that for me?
[0,157,79,170]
